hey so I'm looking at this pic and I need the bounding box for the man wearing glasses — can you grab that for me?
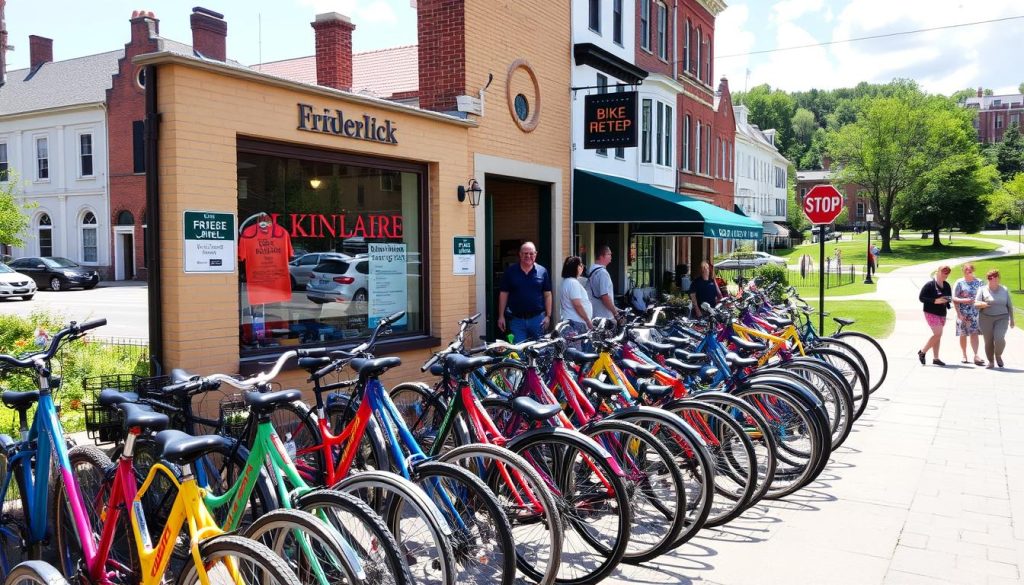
[497,241,553,342]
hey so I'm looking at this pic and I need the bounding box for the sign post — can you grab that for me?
[802,185,845,333]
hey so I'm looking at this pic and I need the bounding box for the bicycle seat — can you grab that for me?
[428,362,445,376]
[298,356,332,370]
[729,336,767,353]
[243,388,303,412]
[97,388,140,407]
[620,359,657,377]
[510,397,562,422]
[702,367,719,381]
[725,352,759,368]
[765,316,792,328]
[580,378,623,399]
[1,390,39,410]
[833,317,855,327]
[673,349,708,362]
[564,348,599,365]
[350,357,403,379]
[116,402,169,432]
[170,368,196,384]
[155,430,234,466]
[442,354,498,378]
[639,339,675,355]
[637,382,673,401]
[665,335,697,347]
[665,358,701,373]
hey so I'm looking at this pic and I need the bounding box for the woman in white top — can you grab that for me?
[560,256,593,342]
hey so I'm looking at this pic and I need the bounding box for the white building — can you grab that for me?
[733,104,789,247]
[0,49,118,274]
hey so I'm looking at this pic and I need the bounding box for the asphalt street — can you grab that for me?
[0,281,149,339]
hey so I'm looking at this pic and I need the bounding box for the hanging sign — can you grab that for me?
[183,211,235,273]
[583,91,637,149]
[453,236,475,275]
[368,243,409,328]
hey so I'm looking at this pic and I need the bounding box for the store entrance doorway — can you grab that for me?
[484,176,552,340]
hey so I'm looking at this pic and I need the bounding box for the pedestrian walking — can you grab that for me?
[497,241,552,342]
[951,263,985,365]
[918,265,952,366]
[690,261,724,318]
[587,244,621,321]
[560,256,593,341]
[974,269,1015,369]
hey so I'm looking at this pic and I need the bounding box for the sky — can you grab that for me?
[3,0,418,71]
[715,0,1023,96]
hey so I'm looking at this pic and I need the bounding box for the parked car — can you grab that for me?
[8,257,100,291]
[0,262,37,300]
[714,251,788,270]
[305,258,369,304]
[811,229,843,243]
[288,252,350,289]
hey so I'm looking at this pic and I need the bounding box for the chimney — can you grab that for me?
[977,87,983,98]
[417,0,466,112]
[29,35,52,70]
[0,0,8,85]
[822,156,832,171]
[190,6,226,61]
[130,9,159,44]
[311,12,355,91]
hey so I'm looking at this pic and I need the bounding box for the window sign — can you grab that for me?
[184,211,236,273]
[453,236,475,275]
[368,243,408,328]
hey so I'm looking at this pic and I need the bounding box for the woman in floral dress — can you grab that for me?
[952,263,984,365]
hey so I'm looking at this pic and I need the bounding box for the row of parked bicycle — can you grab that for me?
[0,279,887,585]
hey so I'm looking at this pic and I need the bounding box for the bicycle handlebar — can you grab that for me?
[0,318,107,370]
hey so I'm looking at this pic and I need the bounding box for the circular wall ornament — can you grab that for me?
[506,59,540,132]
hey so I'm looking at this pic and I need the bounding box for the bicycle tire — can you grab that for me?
[242,508,365,585]
[806,347,869,421]
[0,435,32,575]
[438,443,563,585]
[174,534,304,585]
[4,560,72,585]
[411,460,516,585]
[295,488,413,585]
[389,383,467,455]
[326,396,392,477]
[774,360,854,450]
[816,337,870,391]
[334,470,457,585]
[266,400,328,487]
[834,331,888,394]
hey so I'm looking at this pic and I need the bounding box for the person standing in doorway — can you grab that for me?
[975,269,1015,369]
[918,265,952,366]
[952,263,984,365]
[690,261,724,318]
[497,241,552,342]
[588,244,620,322]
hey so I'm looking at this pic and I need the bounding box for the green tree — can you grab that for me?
[1019,82,1024,95]
[785,163,809,234]
[995,123,1024,180]
[735,84,797,151]
[989,172,1024,226]
[984,88,994,96]
[0,172,33,247]
[901,153,998,246]
[950,88,978,103]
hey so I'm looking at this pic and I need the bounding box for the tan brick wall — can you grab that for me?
[155,63,471,387]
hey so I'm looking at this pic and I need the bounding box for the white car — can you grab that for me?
[289,252,350,289]
[305,258,369,304]
[0,262,37,300]
[714,251,788,270]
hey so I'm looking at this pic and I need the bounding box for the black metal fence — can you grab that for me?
[715,265,861,290]
[86,337,151,365]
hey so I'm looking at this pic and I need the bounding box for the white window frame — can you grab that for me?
[37,213,53,257]
[78,131,95,178]
[695,28,702,82]
[641,99,653,163]
[612,0,623,45]
[657,3,668,60]
[695,121,702,173]
[35,136,49,182]
[589,0,601,33]
[656,102,664,165]
[683,20,691,74]
[664,104,673,167]
[682,115,690,171]
[79,210,99,265]
[640,0,651,52]
[0,141,8,182]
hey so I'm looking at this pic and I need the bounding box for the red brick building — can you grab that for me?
[963,88,1024,144]
[795,161,871,229]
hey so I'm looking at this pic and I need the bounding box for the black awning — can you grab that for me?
[573,43,648,85]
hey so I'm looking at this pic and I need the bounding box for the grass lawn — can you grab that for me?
[805,300,896,339]
[965,233,1024,245]
[950,254,1024,320]
[793,277,878,298]
[775,236,1001,273]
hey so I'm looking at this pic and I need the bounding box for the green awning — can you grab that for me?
[573,169,763,240]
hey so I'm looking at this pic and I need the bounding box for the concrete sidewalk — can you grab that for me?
[600,239,1024,584]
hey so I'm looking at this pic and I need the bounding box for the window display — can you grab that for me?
[236,142,425,353]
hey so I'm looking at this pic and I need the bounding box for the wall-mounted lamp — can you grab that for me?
[309,178,323,190]
[457,179,483,207]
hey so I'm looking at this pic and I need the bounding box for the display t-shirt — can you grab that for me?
[238,222,294,305]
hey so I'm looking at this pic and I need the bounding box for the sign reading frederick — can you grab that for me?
[583,91,637,149]
[297,103,398,145]
[453,236,475,275]
[183,211,236,273]
[368,243,409,328]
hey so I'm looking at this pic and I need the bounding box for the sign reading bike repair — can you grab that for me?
[802,184,845,225]
[183,211,236,273]
[583,91,637,149]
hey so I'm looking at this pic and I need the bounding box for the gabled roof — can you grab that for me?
[796,170,831,182]
[256,45,419,99]
[0,50,122,116]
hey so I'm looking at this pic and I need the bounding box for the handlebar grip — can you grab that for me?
[163,380,200,394]
[296,347,328,358]
[384,311,406,324]
[312,361,340,381]
[461,312,481,324]
[78,318,107,332]
[421,354,439,372]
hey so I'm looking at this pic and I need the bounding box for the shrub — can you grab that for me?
[753,263,789,302]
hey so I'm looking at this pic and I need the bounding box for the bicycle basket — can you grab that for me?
[82,373,140,445]
[219,394,250,440]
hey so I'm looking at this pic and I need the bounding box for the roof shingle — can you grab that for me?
[256,45,418,99]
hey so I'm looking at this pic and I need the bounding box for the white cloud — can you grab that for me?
[771,0,825,25]
[714,3,756,90]
[359,1,398,23]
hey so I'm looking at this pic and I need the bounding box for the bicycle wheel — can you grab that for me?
[296,489,413,585]
[505,429,631,585]
[389,383,465,455]
[834,331,888,394]
[335,470,456,585]
[243,508,364,585]
[412,461,515,585]
[438,443,562,585]
[807,347,869,421]
[579,419,686,563]
[327,397,391,476]
[816,337,870,392]
[774,360,854,450]
[480,362,528,399]
[267,400,327,486]
[0,436,32,575]
[4,561,71,585]
[174,534,304,585]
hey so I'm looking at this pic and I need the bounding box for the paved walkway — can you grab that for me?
[606,238,1024,584]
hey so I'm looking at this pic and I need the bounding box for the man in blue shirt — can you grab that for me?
[497,241,553,342]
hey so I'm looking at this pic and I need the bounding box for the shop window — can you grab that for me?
[80,133,94,177]
[36,137,49,180]
[236,143,426,354]
[81,212,98,263]
[38,214,53,257]
[629,235,655,289]
[0,143,8,181]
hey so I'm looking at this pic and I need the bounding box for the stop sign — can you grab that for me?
[803,185,845,225]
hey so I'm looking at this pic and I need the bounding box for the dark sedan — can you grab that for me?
[8,257,100,291]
